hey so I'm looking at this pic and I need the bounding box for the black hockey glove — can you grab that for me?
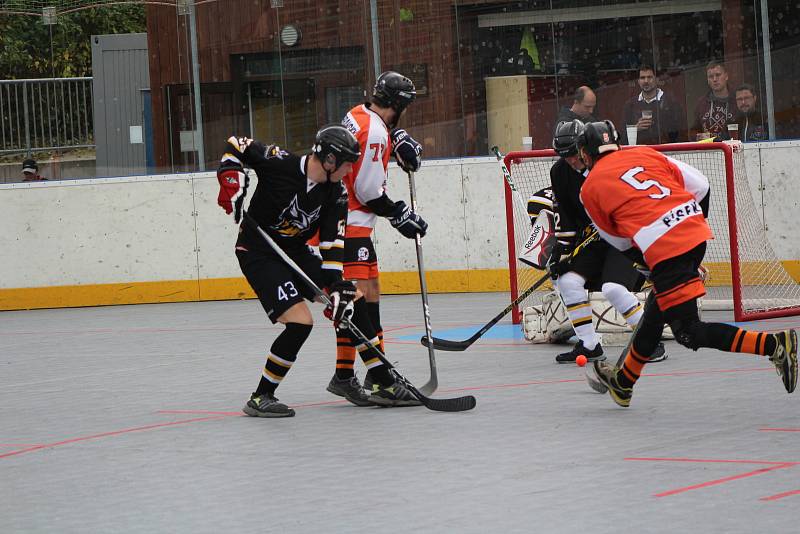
[324,280,357,326]
[546,242,572,278]
[389,200,428,239]
[391,129,422,173]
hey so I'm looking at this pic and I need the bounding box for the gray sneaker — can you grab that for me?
[769,330,798,394]
[326,375,375,407]
[368,379,422,407]
[243,392,295,418]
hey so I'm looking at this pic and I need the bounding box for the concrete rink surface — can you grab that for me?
[1,292,799,533]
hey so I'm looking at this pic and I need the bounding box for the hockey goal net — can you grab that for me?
[504,142,800,323]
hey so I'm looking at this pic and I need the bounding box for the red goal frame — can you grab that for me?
[504,142,800,323]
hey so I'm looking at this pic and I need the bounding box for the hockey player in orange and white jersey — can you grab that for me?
[576,120,797,407]
[324,71,428,407]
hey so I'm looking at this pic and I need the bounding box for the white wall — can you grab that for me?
[1,142,798,295]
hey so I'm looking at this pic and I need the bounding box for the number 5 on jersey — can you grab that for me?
[620,167,671,199]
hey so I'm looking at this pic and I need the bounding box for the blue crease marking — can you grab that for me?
[396,324,526,341]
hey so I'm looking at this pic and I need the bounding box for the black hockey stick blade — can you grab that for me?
[421,394,477,412]
[421,334,473,352]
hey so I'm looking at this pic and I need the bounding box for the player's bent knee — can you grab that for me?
[278,301,314,326]
[668,318,706,351]
[556,271,586,292]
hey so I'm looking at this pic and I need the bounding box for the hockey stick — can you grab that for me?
[585,291,657,393]
[406,170,438,396]
[421,230,598,352]
[242,212,475,412]
[491,145,525,207]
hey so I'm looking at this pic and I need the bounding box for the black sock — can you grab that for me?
[367,301,383,350]
[344,299,394,387]
[254,322,312,395]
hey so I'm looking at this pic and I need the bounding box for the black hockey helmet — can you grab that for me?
[312,124,361,170]
[552,119,585,157]
[372,71,416,114]
[577,120,620,158]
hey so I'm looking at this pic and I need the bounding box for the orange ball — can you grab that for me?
[576,354,588,367]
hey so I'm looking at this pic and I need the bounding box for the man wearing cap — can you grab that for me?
[21,159,47,182]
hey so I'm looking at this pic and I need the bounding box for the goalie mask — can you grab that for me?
[312,124,361,172]
[373,71,417,117]
[552,119,585,158]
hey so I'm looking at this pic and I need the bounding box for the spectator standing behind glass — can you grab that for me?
[735,84,768,141]
[690,61,737,140]
[555,86,597,127]
[21,159,47,182]
[621,65,686,145]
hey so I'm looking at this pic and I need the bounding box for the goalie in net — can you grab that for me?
[521,120,665,364]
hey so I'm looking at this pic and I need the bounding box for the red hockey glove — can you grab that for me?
[216,167,249,223]
[323,280,357,326]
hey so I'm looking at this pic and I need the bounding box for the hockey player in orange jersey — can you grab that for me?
[324,71,428,407]
[576,120,797,407]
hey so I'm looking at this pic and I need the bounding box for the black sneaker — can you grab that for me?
[593,361,633,407]
[243,392,295,418]
[556,340,606,364]
[648,342,668,363]
[769,330,798,394]
[326,375,375,407]
[368,379,422,407]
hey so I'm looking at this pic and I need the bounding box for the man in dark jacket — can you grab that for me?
[690,61,737,140]
[620,65,685,145]
[555,86,596,127]
[735,84,768,141]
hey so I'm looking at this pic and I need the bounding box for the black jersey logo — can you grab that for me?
[274,195,322,236]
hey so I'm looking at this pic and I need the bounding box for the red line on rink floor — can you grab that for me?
[626,457,799,498]
[760,428,800,432]
[653,464,796,497]
[626,457,793,465]
[760,489,800,501]
[0,414,230,461]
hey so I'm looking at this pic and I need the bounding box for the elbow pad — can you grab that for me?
[365,194,396,217]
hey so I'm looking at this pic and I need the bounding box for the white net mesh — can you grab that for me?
[506,143,800,322]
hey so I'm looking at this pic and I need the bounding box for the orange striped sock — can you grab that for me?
[335,335,356,378]
[618,347,648,387]
[729,329,771,355]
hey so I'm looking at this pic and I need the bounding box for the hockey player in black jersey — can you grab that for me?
[216,125,421,417]
[547,120,665,364]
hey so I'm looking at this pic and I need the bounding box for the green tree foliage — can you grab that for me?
[0,5,145,78]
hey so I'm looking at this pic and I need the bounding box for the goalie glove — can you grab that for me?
[388,200,428,239]
[217,164,249,223]
[323,280,357,326]
[391,129,422,172]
